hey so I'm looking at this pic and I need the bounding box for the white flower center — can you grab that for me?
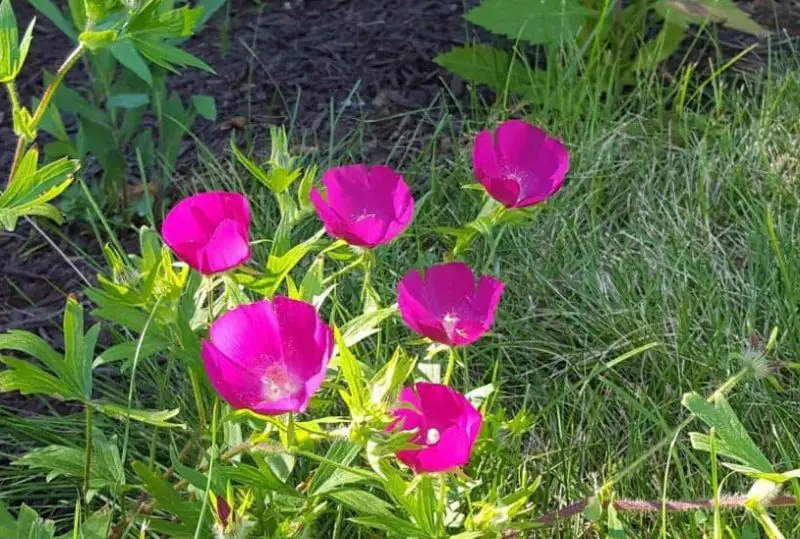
[352,211,375,223]
[261,362,301,402]
[425,428,441,445]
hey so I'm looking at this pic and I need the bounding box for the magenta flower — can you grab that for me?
[397,262,504,347]
[473,119,569,209]
[310,165,414,248]
[162,192,251,275]
[201,297,333,415]
[391,382,482,473]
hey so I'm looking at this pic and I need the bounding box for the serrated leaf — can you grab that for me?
[435,45,531,92]
[682,392,772,472]
[14,438,123,491]
[465,0,592,45]
[0,356,71,398]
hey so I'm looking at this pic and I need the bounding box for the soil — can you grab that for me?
[1,0,799,389]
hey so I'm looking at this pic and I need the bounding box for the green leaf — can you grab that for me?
[334,328,366,408]
[350,515,426,537]
[107,93,150,109]
[196,0,227,28]
[606,503,627,538]
[13,438,123,491]
[230,140,274,190]
[682,392,772,472]
[340,305,397,349]
[63,296,93,400]
[328,489,394,517]
[215,462,301,497]
[653,0,768,36]
[191,94,217,121]
[435,45,531,93]
[27,0,77,40]
[0,356,71,398]
[132,461,204,528]
[95,403,186,428]
[465,0,592,45]
[132,38,214,73]
[110,40,152,86]
[95,336,170,367]
[370,346,415,406]
[79,29,117,50]
[307,440,364,496]
[723,463,800,485]
[0,502,56,538]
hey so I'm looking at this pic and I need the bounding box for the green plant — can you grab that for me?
[2,115,800,538]
[436,0,768,100]
[25,0,226,220]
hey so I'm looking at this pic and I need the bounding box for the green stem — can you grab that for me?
[443,347,458,386]
[83,404,93,500]
[7,44,85,180]
[323,255,365,285]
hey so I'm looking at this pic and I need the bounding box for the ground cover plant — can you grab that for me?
[2,0,800,538]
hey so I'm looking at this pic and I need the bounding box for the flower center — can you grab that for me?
[352,211,376,223]
[425,428,441,445]
[442,312,468,338]
[261,362,301,402]
[503,168,528,201]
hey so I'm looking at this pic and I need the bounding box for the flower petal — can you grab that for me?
[209,300,283,369]
[472,129,501,185]
[199,218,251,274]
[201,340,264,410]
[471,276,505,331]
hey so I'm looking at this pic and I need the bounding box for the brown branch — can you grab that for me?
[535,496,799,526]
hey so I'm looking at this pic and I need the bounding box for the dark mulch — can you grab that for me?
[0,0,798,403]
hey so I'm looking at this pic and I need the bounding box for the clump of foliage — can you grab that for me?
[436,0,768,99]
[0,0,224,229]
[0,120,798,538]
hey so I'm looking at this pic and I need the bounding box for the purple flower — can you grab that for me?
[391,382,483,473]
[473,119,569,209]
[397,262,504,347]
[310,165,414,247]
[201,297,333,415]
[162,192,251,275]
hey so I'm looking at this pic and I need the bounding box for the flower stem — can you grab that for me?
[7,44,85,180]
[323,255,365,285]
[83,404,93,501]
[533,495,799,526]
[443,347,458,386]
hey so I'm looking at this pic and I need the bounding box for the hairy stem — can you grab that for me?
[83,404,93,501]
[7,44,84,181]
[534,495,799,526]
[443,347,457,386]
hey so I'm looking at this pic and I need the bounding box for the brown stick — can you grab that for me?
[535,495,799,525]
